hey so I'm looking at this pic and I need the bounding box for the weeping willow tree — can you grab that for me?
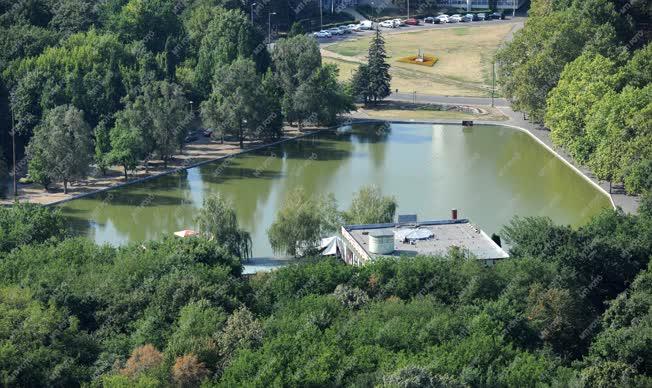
[196,193,252,260]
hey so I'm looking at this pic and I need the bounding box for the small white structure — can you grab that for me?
[174,229,199,238]
[320,236,344,257]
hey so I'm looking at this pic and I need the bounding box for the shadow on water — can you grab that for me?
[67,190,186,207]
[199,164,285,185]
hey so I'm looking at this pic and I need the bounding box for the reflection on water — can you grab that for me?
[61,123,611,259]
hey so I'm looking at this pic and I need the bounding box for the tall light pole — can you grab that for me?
[407,0,410,19]
[491,61,495,107]
[512,0,516,17]
[11,106,17,201]
[250,2,256,23]
[319,0,323,30]
[268,11,276,43]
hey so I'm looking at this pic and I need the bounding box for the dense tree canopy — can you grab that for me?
[498,0,651,194]
[0,192,651,385]
[26,104,93,193]
[0,0,351,199]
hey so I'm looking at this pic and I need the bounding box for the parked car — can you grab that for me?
[202,128,214,137]
[313,30,331,38]
[358,20,373,30]
[488,12,505,19]
[424,16,435,23]
[476,13,486,20]
[449,14,462,23]
[337,26,350,34]
[435,14,449,23]
[328,27,343,35]
[462,14,474,22]
[347,23,360,31]
[379,20,396,28]
[404,18,419,25]
[184,134,198,143]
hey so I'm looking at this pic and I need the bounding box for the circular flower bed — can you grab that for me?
[396,54,438,67]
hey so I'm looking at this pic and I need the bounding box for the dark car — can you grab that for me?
[462,14,474,22]
[424,16,440,24]
[475,13,485,21]
[488,12,505,20]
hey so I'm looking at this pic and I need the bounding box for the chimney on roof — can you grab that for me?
[451,208,458,220]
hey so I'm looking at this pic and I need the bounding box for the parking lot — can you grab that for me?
[315,16,526,45]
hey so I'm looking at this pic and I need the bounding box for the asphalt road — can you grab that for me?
[388,92,510,107]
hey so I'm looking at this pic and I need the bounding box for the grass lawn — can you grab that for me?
[321,23,517,97]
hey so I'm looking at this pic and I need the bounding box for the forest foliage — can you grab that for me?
[0,194,650,386]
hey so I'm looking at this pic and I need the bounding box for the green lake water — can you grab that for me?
[60,123,611,260]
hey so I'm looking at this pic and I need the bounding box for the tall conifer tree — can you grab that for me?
[366,27,391,104]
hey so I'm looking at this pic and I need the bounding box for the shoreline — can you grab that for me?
[3,108,637,214]
[1,126,327,207]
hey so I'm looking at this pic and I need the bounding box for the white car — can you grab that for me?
[379,20,395,28]
[435,14,449,23]
[347,23,360,31]
[313,30,331,38]
[449,14,462,23]
[358,20,373,30]
[393,18,404,26]
[328,28,343,35]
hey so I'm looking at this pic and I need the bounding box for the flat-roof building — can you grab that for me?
[340,212,509,266]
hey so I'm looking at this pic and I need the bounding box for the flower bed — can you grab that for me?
[396,54,438,67]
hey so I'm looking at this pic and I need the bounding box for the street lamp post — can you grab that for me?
[250,2,256,23]
[268,11,276,43]
[189,100,194,114]
[407,0,410,19]
[491,62,495,107]
[319,0,323,30]
[11,106,16,201]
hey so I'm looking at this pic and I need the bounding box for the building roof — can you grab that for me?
[342,219,509,261]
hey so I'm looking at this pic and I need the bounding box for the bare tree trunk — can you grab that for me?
[63,179,68,194]
[123,165,128,181]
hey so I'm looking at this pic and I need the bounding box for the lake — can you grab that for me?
[60,122,611,261]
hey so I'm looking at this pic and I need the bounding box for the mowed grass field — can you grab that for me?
[322,23,517,97]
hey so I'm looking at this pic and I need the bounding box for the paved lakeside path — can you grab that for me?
[348,93,640,214]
